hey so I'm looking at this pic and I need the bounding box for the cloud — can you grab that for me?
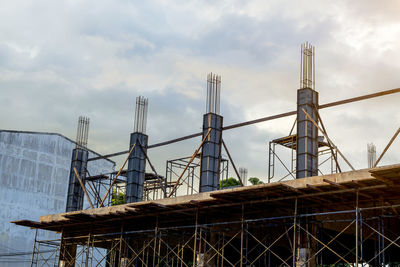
[1,0,400,184]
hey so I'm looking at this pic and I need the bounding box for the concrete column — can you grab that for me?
[59,233,77,267]
[296,88,319,178]
[66,148,88,212]
[62,149,88,266]
[126,132,148,203]
[296,88,319,266]
[199,113,223,192]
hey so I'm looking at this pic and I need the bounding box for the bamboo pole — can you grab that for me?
[374,127,400,167]
[222,140,244,186]
[314,107,342,173]
[73,167,94,209]
[168,128,211,197]
[302,108,355,171]
[99,143,136,207]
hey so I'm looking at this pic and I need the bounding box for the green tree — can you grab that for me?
[111,189,125,206]
[220,177,241,188]
[248,177,264,185]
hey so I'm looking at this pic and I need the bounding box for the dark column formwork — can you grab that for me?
[126,132,148,203]
[200,113,223,192]
[66,148,88,212]
[296,87,319,179]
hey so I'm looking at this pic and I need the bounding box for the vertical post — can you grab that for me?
[153,227,157,267]
[85,234,91,267]
[356,191,359,266]
[293,198,298,267]
[382,215,385,266]
[199,228,203,266]
[59,230,64,267]
[146,240,150,267]
[54,245,59,267]
[221,233,225,267]
[152,217,158,267]
[360,212,363,264]
[158,233,161,267]
[30,229,38,267]
[268,142,274,183]
[240,204,244,267]
[378,217,381,266]
[181,243,184,267]
[193,209,198,267]
[142,240,146,267]
[119,224,124,267]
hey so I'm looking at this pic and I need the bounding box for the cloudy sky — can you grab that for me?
[1,0,400,182]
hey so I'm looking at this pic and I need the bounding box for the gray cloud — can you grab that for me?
[1,0,400,182]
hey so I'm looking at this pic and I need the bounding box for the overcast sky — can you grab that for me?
[1,0,400,182]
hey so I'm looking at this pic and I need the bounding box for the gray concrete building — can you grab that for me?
[0,130,115,266]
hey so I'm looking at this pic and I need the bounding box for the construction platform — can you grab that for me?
[14,163,400,266]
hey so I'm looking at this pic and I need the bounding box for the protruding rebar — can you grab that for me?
[239,167,248,185]
[76,116,90,148]
[206,73,221,114]
[300,42,315,90]
[134,96,148,134]
[367,143,376,168]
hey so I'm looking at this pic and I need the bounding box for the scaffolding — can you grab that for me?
[268,134,338,183]
[22,165,400,266]
[165,154,229,198]
[12,42,400,266]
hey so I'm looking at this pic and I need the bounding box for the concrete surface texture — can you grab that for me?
[0,130,114,266]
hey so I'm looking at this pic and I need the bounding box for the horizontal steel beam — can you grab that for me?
[88,88,400,161]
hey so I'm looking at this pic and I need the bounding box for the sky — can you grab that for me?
[1,0,400,182]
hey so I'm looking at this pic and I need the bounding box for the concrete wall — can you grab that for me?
[0,130,115,266]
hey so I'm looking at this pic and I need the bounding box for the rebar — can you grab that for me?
[76,116,90,148]
[300,42,315,90]
[239,168,248,186]
[133,96,148,134]
[367,143,376,168]
[206,73,221,114]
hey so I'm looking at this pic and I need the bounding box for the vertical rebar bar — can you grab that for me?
[133,96,149,134]
[206,73,221,114]
[75,116,90,148]
[367,143,376,168]
[300,42,315,90]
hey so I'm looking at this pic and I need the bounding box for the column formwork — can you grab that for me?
[65,148,88,212]
[296,87,319,179]
[199,113,223,192]
[126,132,148,203]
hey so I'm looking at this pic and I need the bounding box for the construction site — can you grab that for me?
[12,43,400,267]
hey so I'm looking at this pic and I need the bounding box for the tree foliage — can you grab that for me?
[220,177,241,188]
[248,177,264,185]
[111,189,125,206]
